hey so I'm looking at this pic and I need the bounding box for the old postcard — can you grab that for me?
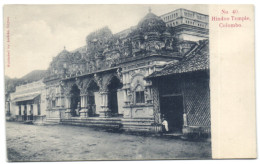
[3,4,256,161]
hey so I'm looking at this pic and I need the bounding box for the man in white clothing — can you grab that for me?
[162,118,169,132]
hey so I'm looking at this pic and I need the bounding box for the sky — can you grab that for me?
[4,4,208,78]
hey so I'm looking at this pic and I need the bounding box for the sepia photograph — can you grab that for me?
[4,3,233,161]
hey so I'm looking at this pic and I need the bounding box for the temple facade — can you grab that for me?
[41,8,210,135]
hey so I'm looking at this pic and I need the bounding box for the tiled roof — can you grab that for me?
[147,39,209,78]
[13,93,40,102]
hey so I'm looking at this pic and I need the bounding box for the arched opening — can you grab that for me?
[107,76,123,116]
[70,84,80,117]
[87,80,100,116]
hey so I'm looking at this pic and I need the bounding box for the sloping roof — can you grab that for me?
[147,39,209,78]
[13,93,40,102]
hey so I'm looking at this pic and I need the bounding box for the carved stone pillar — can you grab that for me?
[99,91,111,118]
[65,96,71,109]
[84,94,89,109]
[46,98,50,109]
[60,96,65,107]
[65,96,72,119]
[123,88,130,106]
[145,86,153,104]
[79,94,89,118]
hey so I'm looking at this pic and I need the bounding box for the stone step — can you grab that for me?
[62,118,120,122]
[121,118,154,125]
[121,118,155,132]
[61,121,120,128]
[61,118,121,128]
[61,119,121,125]
[121,118,154,122]
[65,118,121,123]
[122,121,153,126]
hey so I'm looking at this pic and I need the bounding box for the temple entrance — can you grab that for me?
[87,80,100,116]
[107,76,123,116]
[158,78,184,133]
[160,95,184,133]
[70,84,80,117]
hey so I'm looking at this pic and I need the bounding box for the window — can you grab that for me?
[136,91,145,104]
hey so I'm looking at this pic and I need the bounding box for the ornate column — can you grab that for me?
[145,80,153,104]
[64,95,72,119]
[123,88,131,106]
[99,90,111,118]
[93,73,111,117]
[123,89,128,105]
[79,93,89,118]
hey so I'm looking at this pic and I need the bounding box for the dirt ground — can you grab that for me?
[6,121,211,161]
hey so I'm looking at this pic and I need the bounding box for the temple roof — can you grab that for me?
[135,11,166,34]
[56,47,70,60]
[147,39,209,78]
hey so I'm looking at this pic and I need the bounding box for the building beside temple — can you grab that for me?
[146,39,210,136]
[9,80,46,124]
[160,8,209,43]
[23,8,209,136]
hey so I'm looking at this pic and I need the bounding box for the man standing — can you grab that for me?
[162,118,169,133]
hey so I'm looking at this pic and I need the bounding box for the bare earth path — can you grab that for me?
[6,122,211,161]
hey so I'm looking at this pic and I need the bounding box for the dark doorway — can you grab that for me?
[29,104,33,120]
[107,76,123,116]
[37,103,41,115]
[19,105,22,115]
[70,84,80,117]
[87,80,100,116]
[160,95,184,132]
[24,105,27,121]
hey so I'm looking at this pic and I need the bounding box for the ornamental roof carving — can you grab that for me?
[146,39,209,78]
[136,12,166,34]
[44,10,197,83]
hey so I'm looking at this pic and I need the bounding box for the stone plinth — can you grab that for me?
[65,109,72,119]
[79,108,89,118]
[99,106,111,118]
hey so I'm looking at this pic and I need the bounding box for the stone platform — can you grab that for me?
[53,117,156,132]
[121,118,155,132]
[60,117,122,130]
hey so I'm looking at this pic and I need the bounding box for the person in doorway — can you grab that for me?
[162,118,169,133]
